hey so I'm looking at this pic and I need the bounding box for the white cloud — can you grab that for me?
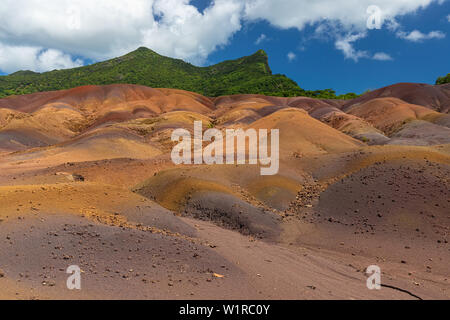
[287,52,297,62]
[447,14,450,22]
[0,44,83,73]
[245,0,446,60]
[396,29,446,41]
[335,35,395,62]
[0,0,243,72]
[36,49,84,71]
[244,0,444,31]
[0,0,446,73]
[372,52,394,61]
[335,33,369,62]
[142,0,243,64]
[255,34,268,45]
[386,18,401,31]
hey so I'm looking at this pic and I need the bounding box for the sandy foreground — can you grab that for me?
[0,84,448,300]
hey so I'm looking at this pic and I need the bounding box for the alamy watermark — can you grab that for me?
[367,5,383,30]
[171,121,279,176]
[366,265,381,290]
[66,265,81,290]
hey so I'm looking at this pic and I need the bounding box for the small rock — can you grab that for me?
[72,174,85,182]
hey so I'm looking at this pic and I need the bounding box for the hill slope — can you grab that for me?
[436,73,450,85]
[343,82,450,113]
[0,48,317,98]
[0,83,449,299]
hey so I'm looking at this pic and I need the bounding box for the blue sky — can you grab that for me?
[204,1,450,94]
[0,0,449,95]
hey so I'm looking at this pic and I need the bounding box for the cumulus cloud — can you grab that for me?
[0,0,446,73]
[335,33,369,62]
[243,0,444,31]
[396,30,446,41]
[0,44,83,73]
[287,52,297,62]
[0,0,243,72]
[245,0,446,61]
[255,34,268,45]
[141,0,243,64]
[335,35,394,62]
[372,52,394,61]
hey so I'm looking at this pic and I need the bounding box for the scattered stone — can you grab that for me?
[72,174,85,182]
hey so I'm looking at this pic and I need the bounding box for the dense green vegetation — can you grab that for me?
[436,73,450,85]
[0,47,358,99]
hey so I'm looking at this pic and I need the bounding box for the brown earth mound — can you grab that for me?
[0,83,449,300]
[344,83,450,113]
[346,97,438,135]
[248,108,365,157]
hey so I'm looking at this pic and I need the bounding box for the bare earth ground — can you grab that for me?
[0,84,449,300]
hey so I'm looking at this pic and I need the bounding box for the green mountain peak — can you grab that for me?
[0,47,354,99]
